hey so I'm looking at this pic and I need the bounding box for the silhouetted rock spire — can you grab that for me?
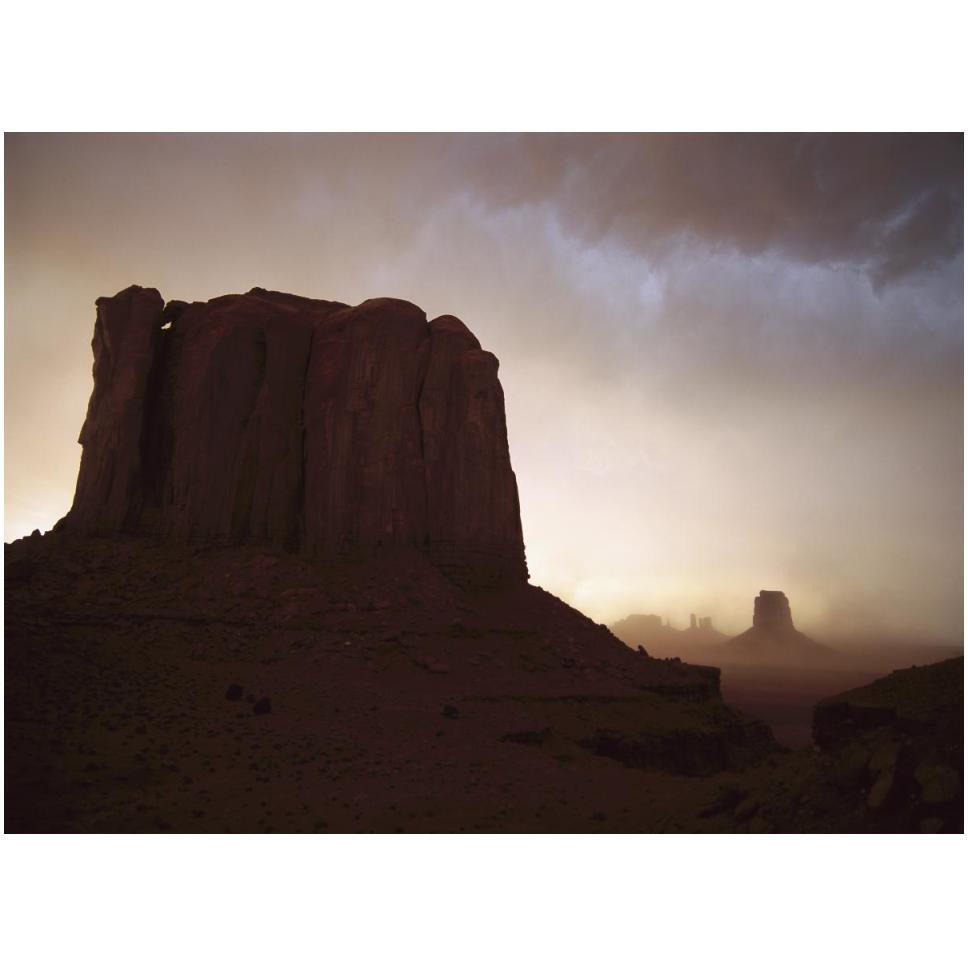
[752,590,794,632]
[719,590,832,665]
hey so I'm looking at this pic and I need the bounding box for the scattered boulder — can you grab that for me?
[225,684,244,701]
[866,766,896,810]
[253,697,272,715]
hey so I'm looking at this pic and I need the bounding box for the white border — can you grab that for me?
[2,2,965,967]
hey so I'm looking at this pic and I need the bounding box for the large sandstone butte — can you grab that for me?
[61,286,527,584]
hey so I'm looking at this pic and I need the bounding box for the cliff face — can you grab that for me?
[63,286,527,583]
[752,590,793,631]
[71,286,165,534]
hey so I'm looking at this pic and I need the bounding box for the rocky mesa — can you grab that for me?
[719,590,834,666]
[62,286,526,585]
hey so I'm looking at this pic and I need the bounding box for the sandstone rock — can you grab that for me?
[733,796,760,821]
[866,765,896,810]
[418,314,525,583]
[914,761,960,804]
[812,658,963,831]
[610,612,726,660]
[868,740,901,775]
[716,590,831,666]
[62,287,527,584]
[752,590,793,632]
[70,285,164,534]
[161,300,190,325]
[814,658,963,751]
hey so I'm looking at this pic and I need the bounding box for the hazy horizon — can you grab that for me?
[4,133,963,643]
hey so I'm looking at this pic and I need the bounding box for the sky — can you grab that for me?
[4,133,963,640]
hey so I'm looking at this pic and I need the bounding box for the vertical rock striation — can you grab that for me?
[63,286,527,583]
[70,286,165,533]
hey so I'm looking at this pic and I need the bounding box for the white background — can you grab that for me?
[1,2,965,967]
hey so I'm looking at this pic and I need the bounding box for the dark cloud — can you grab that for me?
[447,133,963,285]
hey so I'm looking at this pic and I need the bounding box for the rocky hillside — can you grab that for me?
[7,288,959,833]
[5,533,780,832]
[811,658,963,832]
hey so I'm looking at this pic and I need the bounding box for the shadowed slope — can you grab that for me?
[5,533,777,833]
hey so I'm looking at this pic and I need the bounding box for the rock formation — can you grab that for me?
[610,611,726,660]
[61,286,527,584]
[812,658,963,832]
[719,590,832,665]
[752,590,793,632]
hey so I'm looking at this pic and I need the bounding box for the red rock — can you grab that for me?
[419,314,526,583]
[717,590,833,666]
[70,285,164,533]
[752,590,793,631]
[302,298,430,556]
[63,287,528,583]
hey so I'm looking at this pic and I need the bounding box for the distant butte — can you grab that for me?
[60,286,527,585]
[720,590,832,665]
[752,590,794,631]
